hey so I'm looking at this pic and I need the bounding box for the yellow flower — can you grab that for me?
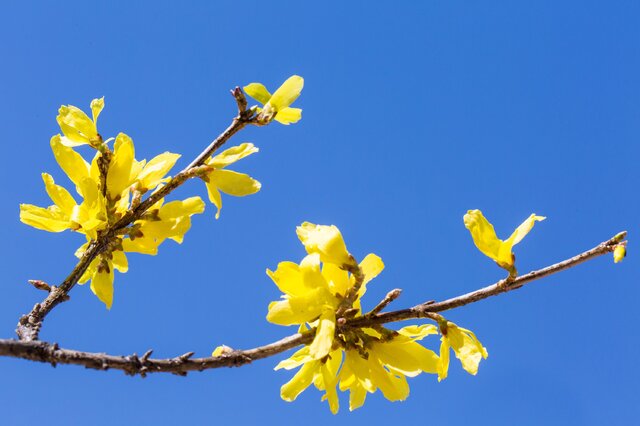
[202,143,261,219]
[296,222,356,269]
[339,325,439,411]
[613,245,626,263]
[464,209,545,272]
[56,97,104,147]
[276,347,342,414]
[21,127,203,308]
[437,321,488,381]
[244,75,304,125]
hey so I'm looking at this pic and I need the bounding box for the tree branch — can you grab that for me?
[16,89,254,341]
[4,231,626,376]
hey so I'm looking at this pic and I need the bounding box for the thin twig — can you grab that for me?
[4,231,625,375]
[16,89,254,341]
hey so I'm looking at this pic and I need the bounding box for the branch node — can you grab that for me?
[368,288,402,316]
[177,351,195,362]
[141,349,154,364]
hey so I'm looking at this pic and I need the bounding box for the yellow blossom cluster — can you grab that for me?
[264,223,488,413]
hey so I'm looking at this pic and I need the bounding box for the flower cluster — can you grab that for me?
[265,223,487,413]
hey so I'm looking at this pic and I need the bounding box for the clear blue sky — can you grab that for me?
[1,1,638,424]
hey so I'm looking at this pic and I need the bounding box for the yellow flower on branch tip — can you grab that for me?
[296,222,356,269]
[202,143,261,219]
[244,75,304,125]
[613,245,626,263]
[437,321,488,382]
[107,133,139,199]
[56,97,104,147]
[464,209,545,271]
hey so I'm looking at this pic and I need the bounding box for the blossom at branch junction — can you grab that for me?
[57,97,104,147]
[464,209,545,273]
[244,75,304,125]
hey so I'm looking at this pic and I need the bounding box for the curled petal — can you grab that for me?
[209,143,259,168]
[269,75,304,111]
[243,83,272,105]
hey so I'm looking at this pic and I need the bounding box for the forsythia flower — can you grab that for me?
[20,98,204,308]
[244,75,304,125]
[296,222,357,269]
[613,245,626,263]
[201,143,261,219]
[57,97,104,147]
[269,223,442,413]
[437,321,488,381]
[464,209,545,272]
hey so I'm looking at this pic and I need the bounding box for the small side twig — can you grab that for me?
[367,289,402,317]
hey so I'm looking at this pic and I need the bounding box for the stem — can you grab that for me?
[6,231,625,375]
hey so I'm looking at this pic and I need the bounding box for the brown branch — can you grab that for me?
[16,89,255,341]
[4,231,626,376]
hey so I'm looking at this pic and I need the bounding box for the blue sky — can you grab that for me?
[0,1,638,424]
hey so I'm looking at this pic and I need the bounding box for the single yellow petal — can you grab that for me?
[204,181,222,219]
[309,310,336,360]
[267,261,308,296]
[296,222,354,268]
[111,250,128,273]
[78,257,100,284]
[90,97,104,124]
[266,289,327,326]
[208,169,261,196]
[274,107,302,125]
[50,135,90,190]
[437,336,450,382]
[243,83,272,105]
[281,360,320,402]
[122,236,159,255]
[209,143,259,168]
[19,204,70,232]
[374,339,439,377]
[90,261,114,309]
[159,197,205,220]
[464,209,503,263]
[320,359,340,414]
[107,133,136,198]
[42,173,76,216]
[397,324,438,341]
[269,75,304,110]
[137,152,181,191]
[506,214,546,246]
[321,262,351,296]
[275,346,312,371]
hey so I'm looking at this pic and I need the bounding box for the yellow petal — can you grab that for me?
[159,197,205,219]
[19,204,70,232]
[373,339,439,377]
[309,310,336,360]
[208,169,261,196]
[111,250,128,273]
[320,358,340,414]
[275,346,312,371]
[437,337,450,382]
[296,222,354,268]
[50,135,90,190]
[90,97,105,124]
[267,261,307,296]
[122,236,159,255]
[78,257,99,284]
[281,360,320,402]
[321,262,351,296]
[446,323,488,376]
[269,75,304,110]
[397,324,438,341]
[367,354,409,402]
[209,143,259,168]
[274,107,302,125]
[464,209,503,263]
[107,133,136,198]
[56,104,97,146]
[204,181,223,219]
[243,83,272,105]
[506,214,546,246]
[137,152,181,191]
[42,173,76,216]
[91,261,114,309]
[266,289,327,326]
